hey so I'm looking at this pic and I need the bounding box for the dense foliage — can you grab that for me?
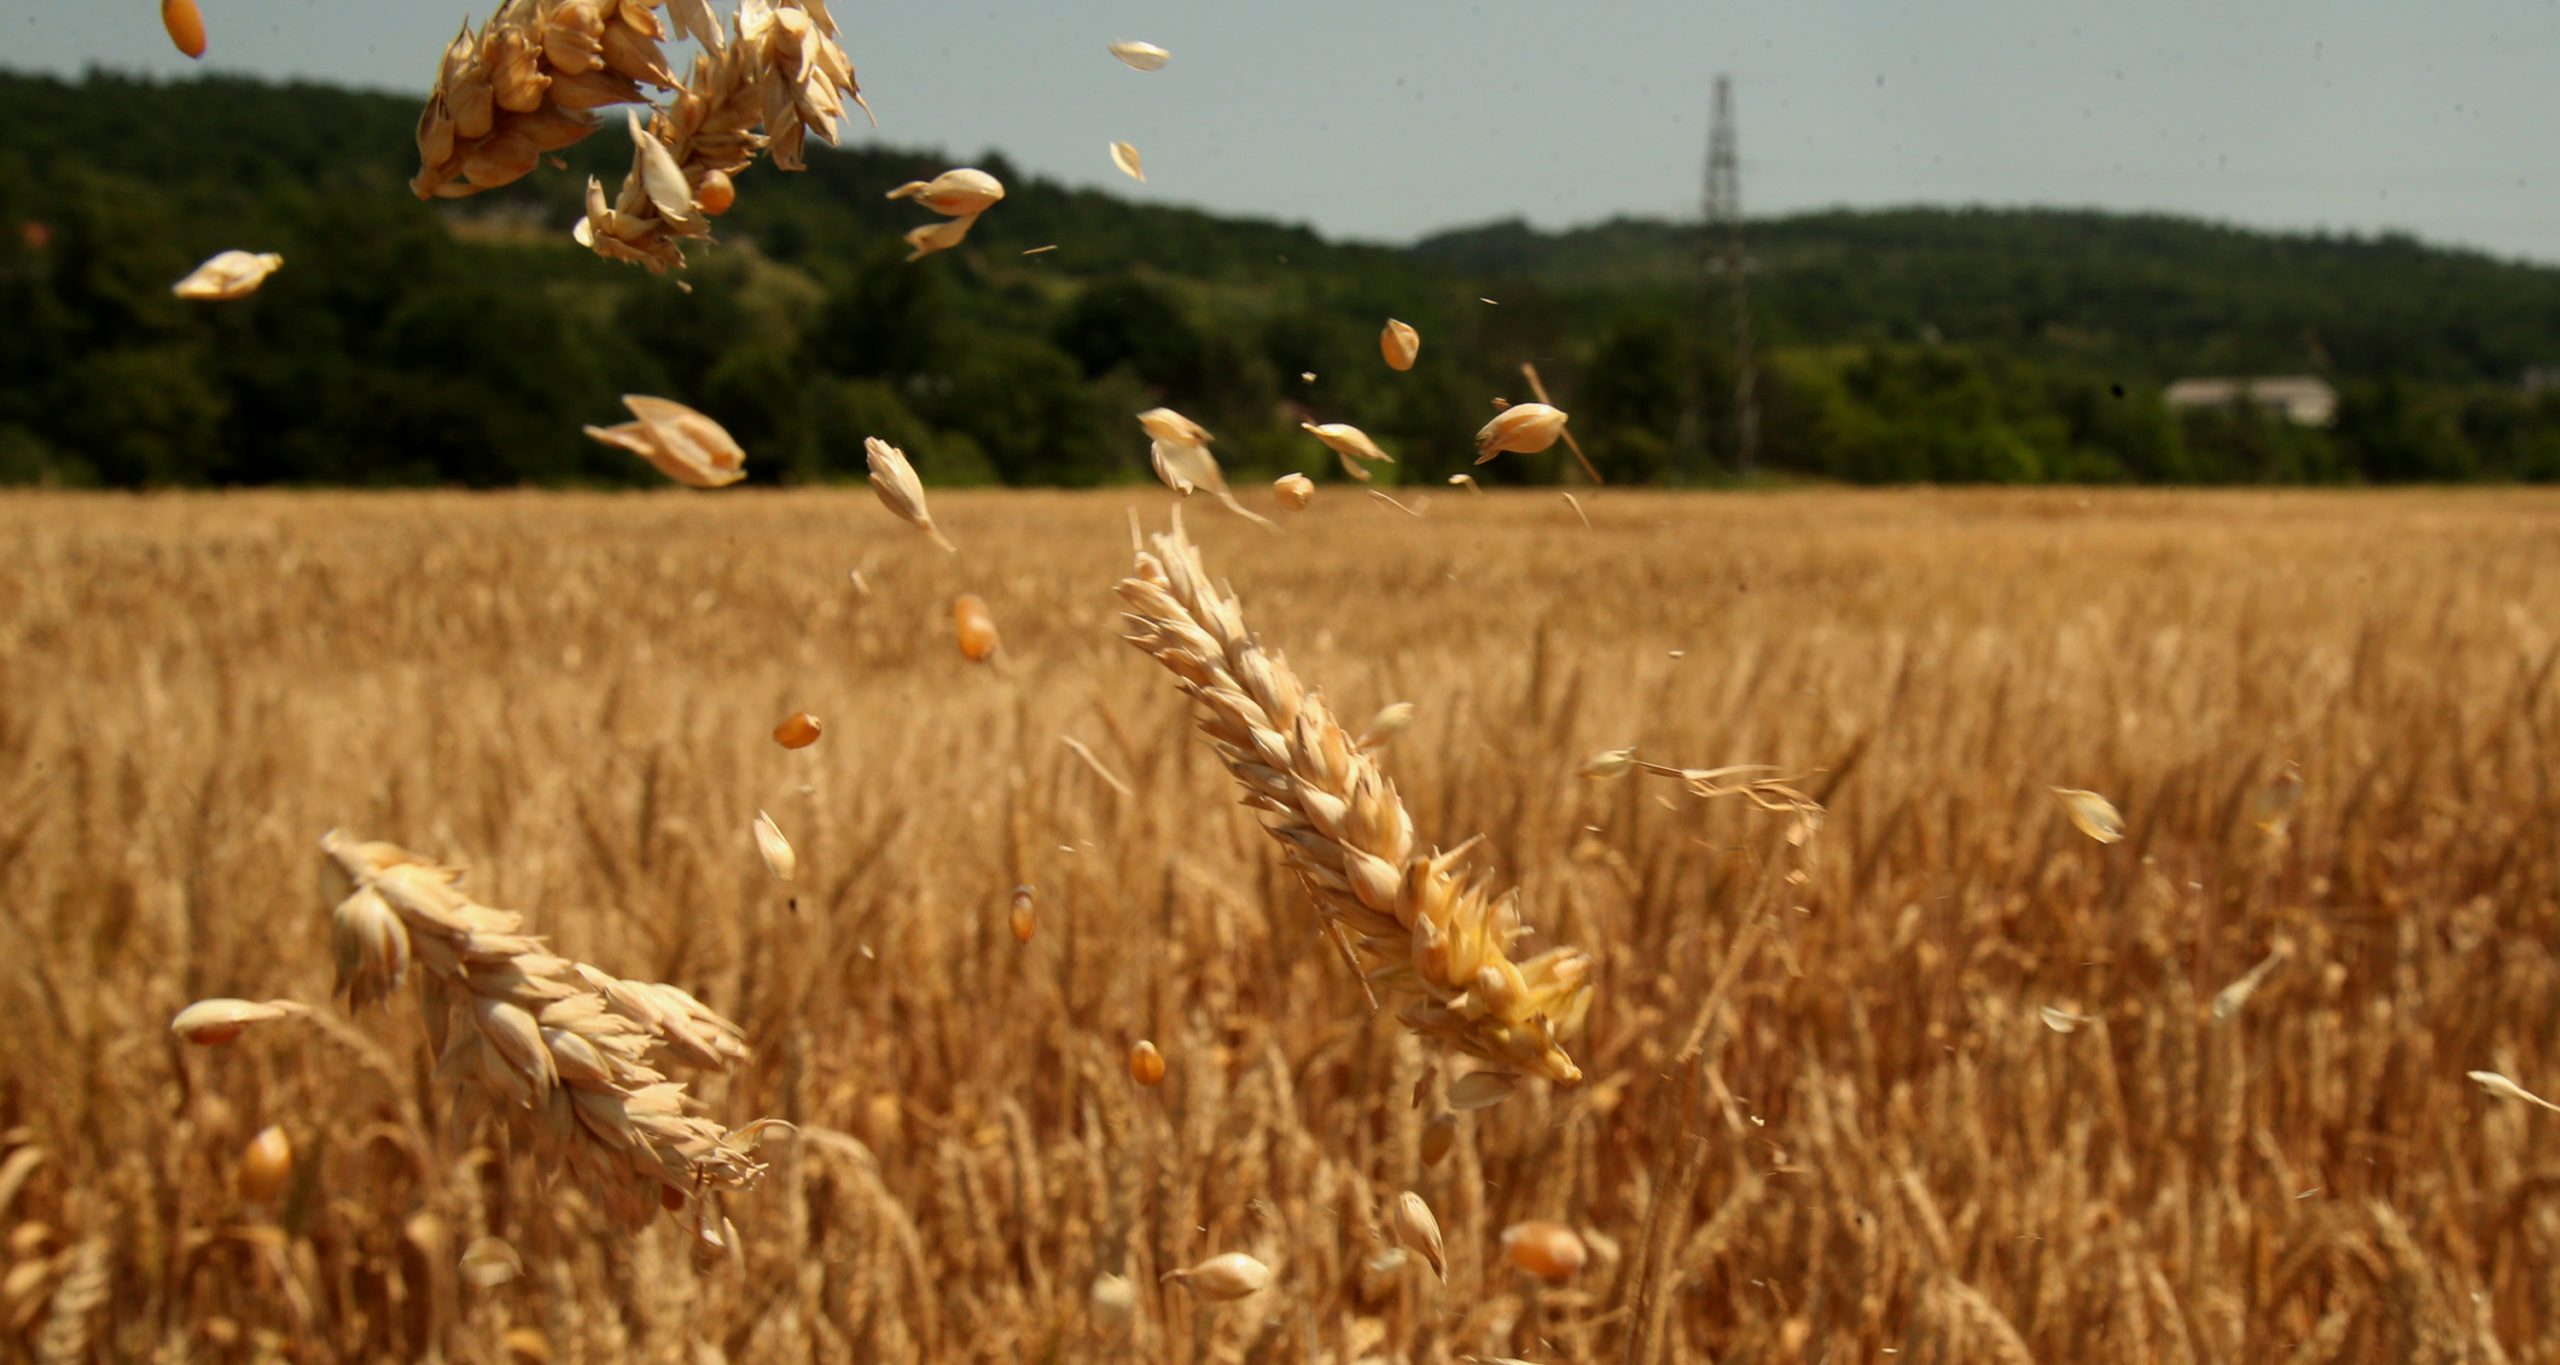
[4,69,2557,487]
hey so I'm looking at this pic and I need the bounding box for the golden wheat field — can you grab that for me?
[2,486,2558,1363]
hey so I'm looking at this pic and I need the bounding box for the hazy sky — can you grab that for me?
[9,0,2559,262]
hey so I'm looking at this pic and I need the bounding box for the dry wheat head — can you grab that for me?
[1115,517,1591,1087]
[321,830,773,1261]
[411,0,684,200]
[577,0,867,271]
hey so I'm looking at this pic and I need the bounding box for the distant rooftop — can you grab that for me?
[2163,376,2336,427]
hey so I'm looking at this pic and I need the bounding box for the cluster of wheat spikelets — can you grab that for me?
[320,830,773,1263]
[416,0,865,272]
[1119,514,1596,1087]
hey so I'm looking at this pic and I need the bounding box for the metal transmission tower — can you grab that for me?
[1701,74,1758,476]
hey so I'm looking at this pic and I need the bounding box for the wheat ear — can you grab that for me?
[411,0,682,201]
[579,0,870,272]
[322,831,775,1263]
[1115,516,1592,1088]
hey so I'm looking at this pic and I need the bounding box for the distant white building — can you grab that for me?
[2162,376,2337,427]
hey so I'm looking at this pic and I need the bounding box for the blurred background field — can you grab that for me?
[3,487,2557,1361]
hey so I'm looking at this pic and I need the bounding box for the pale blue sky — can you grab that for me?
[7,0,2558,261]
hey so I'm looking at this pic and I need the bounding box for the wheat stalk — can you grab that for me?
[1115,514,1592,1088]
[321,831,776,1263]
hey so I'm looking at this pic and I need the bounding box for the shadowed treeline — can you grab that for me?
[5,69,2560,487]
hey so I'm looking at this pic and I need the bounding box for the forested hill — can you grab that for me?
[1417,210,2560,384]
[4,68,2556,487]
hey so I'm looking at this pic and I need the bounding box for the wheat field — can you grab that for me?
[2,487,2556,1363]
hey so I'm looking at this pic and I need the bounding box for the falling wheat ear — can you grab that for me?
[1115,511,1596,1092]
[315,830,783,1266]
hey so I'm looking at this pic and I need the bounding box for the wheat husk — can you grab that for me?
[1391,1191,1446,1281]
[1162,1251,1267,1299]
[885,168,1004,217]
[1149,438,1274,529]
[1107,40,1170,71]
[170,998,311,1046]
[1300,422,1396,482]
[171,251,283,301]
[864,437,956,552]
[901,211,982,262]
[583,394,747,487]
[1474,403,1570,463]
[2051,787,2126,843]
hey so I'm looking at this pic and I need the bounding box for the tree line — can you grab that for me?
[3,70,2556,488]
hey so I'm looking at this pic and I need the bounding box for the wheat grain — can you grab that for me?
[235,1126,293,1203]
[1008,885,1036,944]
[953,593,1001,662]
[160,0,206,58]
[773,712,822,749]
[1380,319,1420,371]
[1420,1112,1457,1168]
[1501,1220,1588,1281]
